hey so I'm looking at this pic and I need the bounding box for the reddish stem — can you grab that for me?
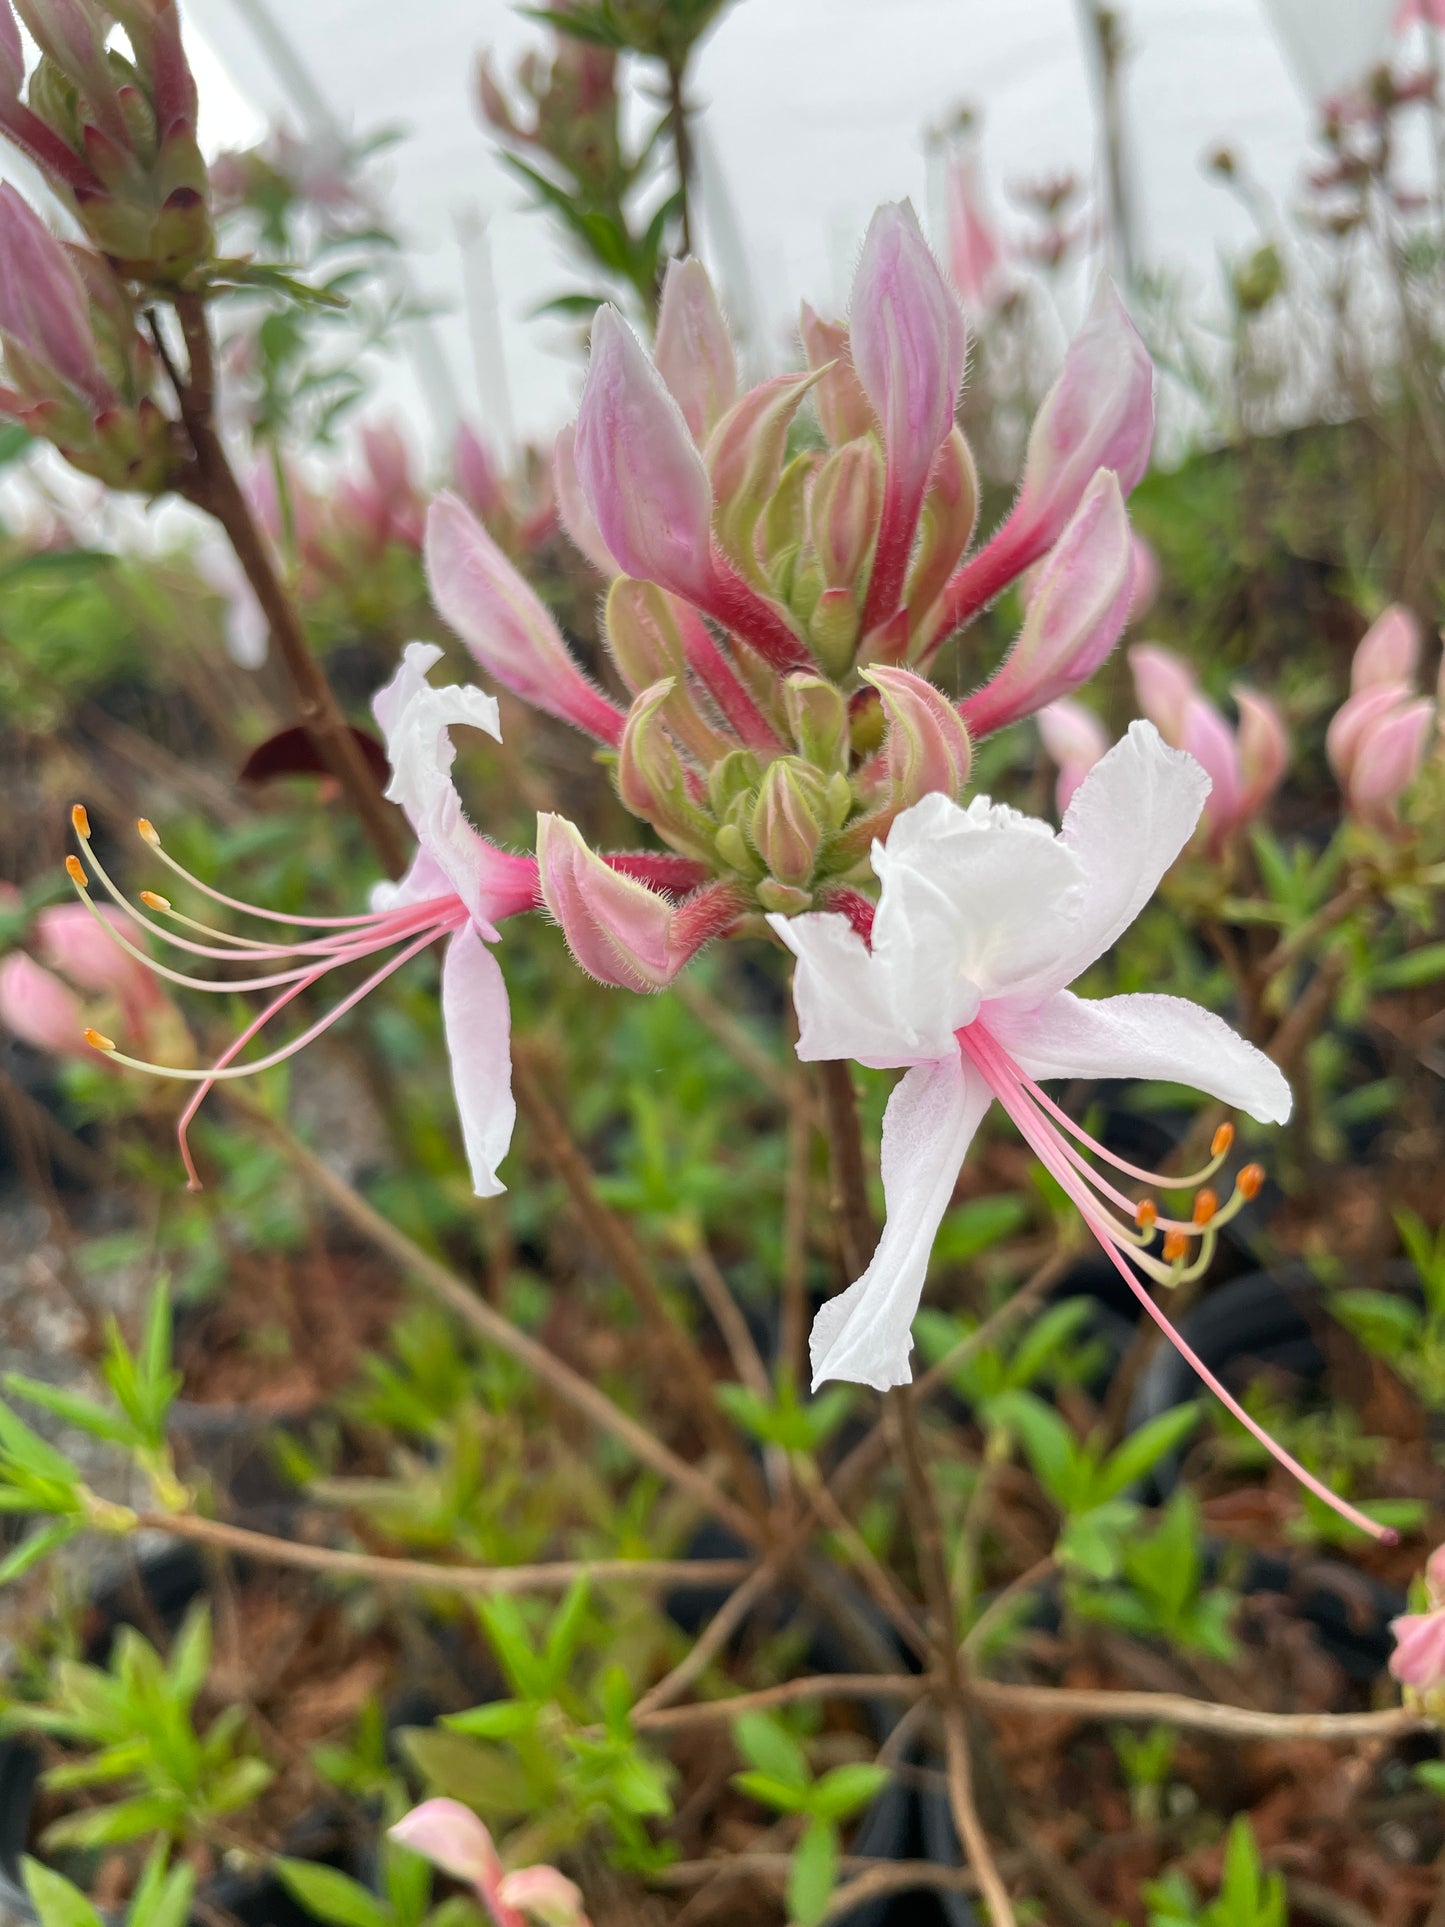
[858,468,924,638]
[701,559,813,675]
[674,601,784,750]
[924,517,1034,663]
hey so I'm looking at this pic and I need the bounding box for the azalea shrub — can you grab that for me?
[1,3,1445,1926]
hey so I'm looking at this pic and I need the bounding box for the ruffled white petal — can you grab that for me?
[372,640,503,931]
[988,989,1291,1124]
[768,911,923,1067]
[441,926,516,1197]
[1038,720,1210,993]
[872,791,1085,1016]
[810,1054,991,1391]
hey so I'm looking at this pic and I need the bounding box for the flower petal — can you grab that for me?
[1040,719,1210,991]
[988,989,1291,1124]
[442,926,515,1197]
[810,1054,991,1391]
[768,910,919,1067]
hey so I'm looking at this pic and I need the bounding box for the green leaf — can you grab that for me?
[1371,943,1445,989]
[1331,1288,1420,1360]
[1058,1501,1138,1579]
[21,1859,103,1927]
[934,1195,1028,1264]
[787,1817,838,1927]
[167,1602,211,1710]
[400,1726,528,1813]
[444,1699,537,1742]
[732,1770,812,1813]
[0,1399,85,1485]
[733,1711,810,1791]
[274,1860,392,1927]
[809,1761,889,1822]
[3,1376,130,1446]
[1414,1760,1445,1796]
[987,1390,1078,1503]
[1094,1403,1201,1502]
[0,1520,79,1585]
[127,1849,194,1927]
[42,1795,180,1848]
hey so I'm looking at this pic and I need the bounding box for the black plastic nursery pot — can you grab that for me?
[0,1543,370,1927]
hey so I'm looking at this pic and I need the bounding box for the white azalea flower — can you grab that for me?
[772,721,1384,1539]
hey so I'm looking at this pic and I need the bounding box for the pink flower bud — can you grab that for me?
[36,903,156,1009]
[1129,643,1197,742]
[903,427,980,653]
[454,422,505,522]
[1037,697,1108,814]
[552,423,619,579]
[750,759,828,888]
[810,438,882,589]
[1178,693,1243,843]
[960,469,1134,738]
[944,145,1004,311]
[1390,1605,1445,1691]
[862,664,972,805]
[13,0,117,130]
[389,1801,516,1923]
[850,200,967,505]
[707,368,823,587]
[0,950,85,1056]
[799,303,872,445]
[616,681,717,857]
[850,201,967,632]
[496,1866,590,1927]
[362,421,413,502]
[1128,531,1161,624]
[1351,604,1421,693]
[0,185,112,408]
[1011,280,1153,556]
[1326,681,1411,786]
[1427,1542,1445,1604]
[653,256,736,443]
[537,814,744,990]
[1347,695,1433,828]
[426,492,623,746]
[784,672,850,771]
[0,4,24,95]
[573,305,715,602]
[1233,685,1289,819]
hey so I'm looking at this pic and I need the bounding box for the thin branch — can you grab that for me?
[971,1678,1427,1741]
[246,1102,761,1548]
[680,1238,771,1401]
[815,1059,876,1281]
[136,1511,752,1598]
[633,1671,934,1732]
[792,1455,929,1661]
[632,1557,784,1721]
[165,293,408,876]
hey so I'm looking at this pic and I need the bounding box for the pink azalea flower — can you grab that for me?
[1129,645,1288,851]
[389,1801,590,1927]
[771,722,1386,1540]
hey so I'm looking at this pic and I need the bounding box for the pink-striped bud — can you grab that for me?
[538,813,742,991]
[0,5,23,94]
[960,469,1134,738]
[389,1801,516,1924]
[849,200,967,505]
[749,759,831,890]
[850,202,966,633]
[1128,531,1161,624]
[1233,685,1289,819]
[574,305,715,602]
[944,144,1004,311]
[603,579,728,764]
[454,422,505,523]
[496,1866,590,1927]
[784,673,850,772]
[810,438,882,590]
[1012,281,1153,555]
[616,681,716,858]
[0,950,85,1056]
[708,368,823,588]
[903,426,979,650]
[863,664,972,805]
[1427,1543,1445,1604]
[1178,694,1243,842]
[1390,1606,1445,1692]
[553,423,619,579]
[1351,604,1421,692]
[799,303,872,446]
[362,421,414,502]
[425,492,623,746]
[1129,643,1197,742]
[37,902,156,1009]
[654,256,737,443]
[0,185,112,409]
[1346,696,1434,829]
[1037,697,1108,814]
[1326,681,1411,786]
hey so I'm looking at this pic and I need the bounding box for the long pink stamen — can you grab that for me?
[957,1023,1395,1543]
[177,969,322,1189]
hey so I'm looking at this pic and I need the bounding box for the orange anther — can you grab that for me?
[1211,1122,1235,1158]
[140,890,170,911]
[1135,1199,1159,1232]
[71,804,91,839]
[1237,1163,1265,1200]
[1193,1188,1219,1227]
[136,818,159,845]
[1162,1229,1189,1263]
[83,1028,115,1052]
[65,855,87,888]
